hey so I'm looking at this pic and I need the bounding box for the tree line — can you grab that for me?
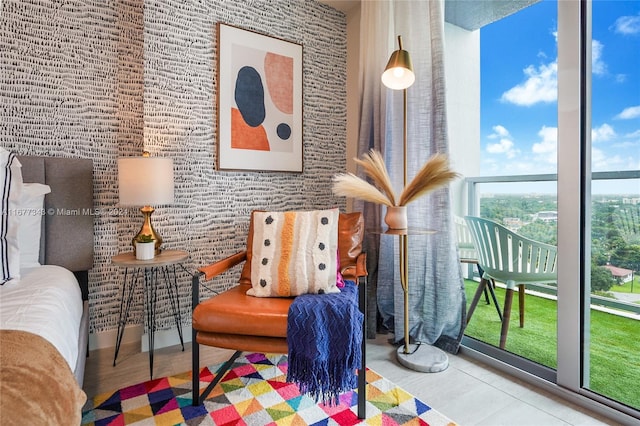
[480,195,640,292]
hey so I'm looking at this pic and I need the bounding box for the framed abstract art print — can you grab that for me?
[216,23,303,172]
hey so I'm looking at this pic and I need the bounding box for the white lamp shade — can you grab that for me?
[381,65,415,90]
[118,157,174,206]
[381,40,415,90]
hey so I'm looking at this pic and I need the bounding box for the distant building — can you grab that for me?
[622,198,640,205]
[603,264,633,284]
[503,217,522,231]
[534,211,557,223]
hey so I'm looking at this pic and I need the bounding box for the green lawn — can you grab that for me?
[610,277,640,294]
[464,280,640,409]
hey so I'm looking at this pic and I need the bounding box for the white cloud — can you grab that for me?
[488,125,510,139]
[532,126,557,153]
[486,125,519,159]
[591,123,616,143]
[501,38,609,106]
[501,62,557,106]
[487,139,515,155]
[480,158,546,176]
[626,129,640,138]
[615,105,640,120]
[591,148,634,172]
[591,148,614,171]
[532,126,558,166]
[615,74,627,83]
[481,135,567,176]
[591,40,607,76]
[612,14,640,35]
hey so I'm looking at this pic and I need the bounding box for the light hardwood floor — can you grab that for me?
[83,334,617,425]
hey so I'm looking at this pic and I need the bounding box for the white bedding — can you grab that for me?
[0,265,82,371]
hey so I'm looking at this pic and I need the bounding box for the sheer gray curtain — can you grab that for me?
[357,0,466,353]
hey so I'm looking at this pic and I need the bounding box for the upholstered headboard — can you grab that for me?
[17,156,94,300]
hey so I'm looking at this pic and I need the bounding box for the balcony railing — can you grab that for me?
[465,170,640,217]
[463,170,640,316]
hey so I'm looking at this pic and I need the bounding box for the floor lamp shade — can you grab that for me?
[118,156,174,254]
[381,36,415,90]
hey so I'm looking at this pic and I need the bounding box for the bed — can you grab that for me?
[0,152,93,425]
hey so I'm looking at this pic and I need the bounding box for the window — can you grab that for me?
[449,0,640,419]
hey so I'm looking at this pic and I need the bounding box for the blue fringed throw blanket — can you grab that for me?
[286,280,363,405]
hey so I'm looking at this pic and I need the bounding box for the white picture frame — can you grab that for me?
[216,23,303,172]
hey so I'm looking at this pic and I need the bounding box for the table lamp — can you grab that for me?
[118,152,174,254]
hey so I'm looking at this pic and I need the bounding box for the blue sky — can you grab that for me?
[480,0,640,193]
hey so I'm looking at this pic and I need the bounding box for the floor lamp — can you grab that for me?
[382,36,449,373]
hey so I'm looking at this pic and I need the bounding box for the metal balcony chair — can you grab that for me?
[455,216,502,322]
[464,216,558,349]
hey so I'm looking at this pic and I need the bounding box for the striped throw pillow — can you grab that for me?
[248,209,339,297]
[1,149,23,284]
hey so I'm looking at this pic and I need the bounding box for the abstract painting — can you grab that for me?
[217,23,303,172]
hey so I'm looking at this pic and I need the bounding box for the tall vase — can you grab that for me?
[385,206,408,230]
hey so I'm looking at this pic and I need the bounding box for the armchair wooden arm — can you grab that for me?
[197,250,247,281]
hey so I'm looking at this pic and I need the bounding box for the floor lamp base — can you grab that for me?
[396,343,449,373]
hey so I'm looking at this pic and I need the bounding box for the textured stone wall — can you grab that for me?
[0,0,346,334]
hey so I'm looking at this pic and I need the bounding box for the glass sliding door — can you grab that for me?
[464,0,559,372]
[584,0,640,410]
[457,0,640,420]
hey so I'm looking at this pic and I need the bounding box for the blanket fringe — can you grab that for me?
[286,280,362,406]
[287,344,360,405]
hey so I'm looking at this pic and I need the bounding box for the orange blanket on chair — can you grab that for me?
[0,329,86,425]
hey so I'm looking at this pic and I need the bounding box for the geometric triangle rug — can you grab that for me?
[81,352,458,425]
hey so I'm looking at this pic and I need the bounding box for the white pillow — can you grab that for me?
[0,148,23,284]
[248,208,340,297]
[18,183,51,269]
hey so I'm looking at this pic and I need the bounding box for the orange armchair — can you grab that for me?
[191,212,368,418]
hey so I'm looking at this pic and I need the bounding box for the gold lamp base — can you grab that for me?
[132,206,163,255]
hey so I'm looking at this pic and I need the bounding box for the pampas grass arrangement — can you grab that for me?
[332,149,459,207]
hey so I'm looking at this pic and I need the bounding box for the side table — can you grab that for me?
[112,249,189,378]
[373,227,449,373]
